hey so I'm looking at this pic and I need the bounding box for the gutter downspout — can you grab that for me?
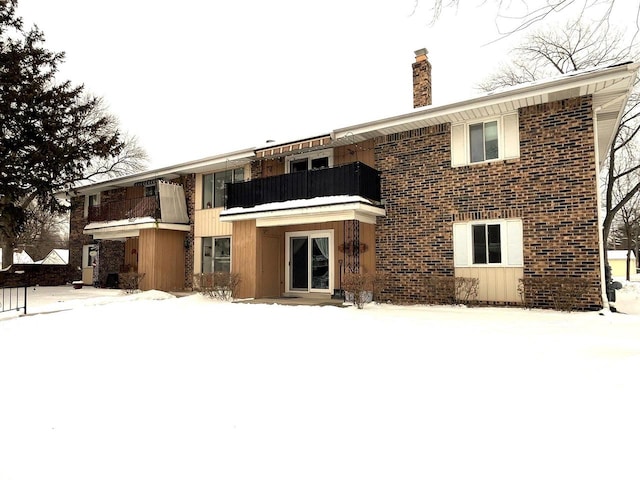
[592,106,610,310]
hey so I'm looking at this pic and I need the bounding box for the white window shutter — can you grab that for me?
[502,113,520,159]
[453,223,469,267]
[451,124,467,167]
[506,219,523,266]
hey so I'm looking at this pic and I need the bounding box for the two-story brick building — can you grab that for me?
[68,49,639,310]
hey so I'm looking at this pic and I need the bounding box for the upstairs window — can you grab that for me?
[451,113,519,167]
[84,193,100,217]
[144,184,157,197]
[286,149,332,173]
[203,168,244,208]
[469,121,499,163]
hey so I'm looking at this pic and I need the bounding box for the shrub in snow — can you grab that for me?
[343,272,387,309]
[193,272,240,301]
[119,272,146,294]
[518,276,592,311]
[424,276,479,305]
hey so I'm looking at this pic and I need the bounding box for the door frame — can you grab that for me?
[284,229,334,294]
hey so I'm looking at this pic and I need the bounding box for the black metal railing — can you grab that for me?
[88,196,159,223]
[1,285,27,315]
[226,162,381,209]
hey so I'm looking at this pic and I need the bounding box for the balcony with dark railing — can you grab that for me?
[225,162,381,209]
[88,196,160,223]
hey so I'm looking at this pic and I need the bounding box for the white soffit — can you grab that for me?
[220,201,386,227]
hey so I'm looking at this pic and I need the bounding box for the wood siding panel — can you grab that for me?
[123,237,139,271]
[334,140,375,168]
[455,267,524,303]
[138,229,155,290]
[261,158,285,178]
[258,231,284,298]
[232,220,258,299]
[126,186,144,199]
[194,208,233,237]
[138,229,186,292]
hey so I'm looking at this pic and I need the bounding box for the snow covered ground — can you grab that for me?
[1,284,639,480]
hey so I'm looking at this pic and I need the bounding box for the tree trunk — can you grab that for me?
[1,234,15,270]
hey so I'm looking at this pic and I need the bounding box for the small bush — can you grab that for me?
[342,272,388,309]
[424,276,479,305]
[518,276,592,311]
[119,272,146,294]
[455,277,479,305]
[193,272,241,301]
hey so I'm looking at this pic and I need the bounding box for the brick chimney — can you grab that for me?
[413,48,432,108]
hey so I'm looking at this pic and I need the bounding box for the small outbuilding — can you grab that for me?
[608,250,637,278]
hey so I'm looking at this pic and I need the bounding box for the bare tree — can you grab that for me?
[417,0,639,42]
[474,20,639,266]
[15,205,69,261]
[477,20,631,91]
[602,92,640,263]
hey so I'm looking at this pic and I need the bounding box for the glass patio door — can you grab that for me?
[290,236,309,290]
[287,231,332,293]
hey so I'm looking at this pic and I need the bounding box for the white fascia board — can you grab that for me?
[332,62,639,141]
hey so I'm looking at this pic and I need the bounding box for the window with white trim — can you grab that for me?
[451,112,520,167]
[285,149,333,173]
[202,237,231,273]
[453,219,523,267]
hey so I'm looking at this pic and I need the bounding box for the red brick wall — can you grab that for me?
[375,96,602,309]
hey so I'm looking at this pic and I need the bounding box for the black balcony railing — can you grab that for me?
[226,162,381,209]
[88,196,159,223]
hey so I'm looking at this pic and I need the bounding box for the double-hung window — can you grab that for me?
[453,219,523,267]
[202,237,231,273]
[451,112,519,166]
[203,168,244,208]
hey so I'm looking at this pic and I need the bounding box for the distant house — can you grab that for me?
[67,49,639,310]
[39,249,70,265]
[0,249,34,269]
[608,250,637,278]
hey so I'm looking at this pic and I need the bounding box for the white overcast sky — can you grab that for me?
[15,0,631,169]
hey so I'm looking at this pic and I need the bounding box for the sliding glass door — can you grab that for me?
[286,230,333,294]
